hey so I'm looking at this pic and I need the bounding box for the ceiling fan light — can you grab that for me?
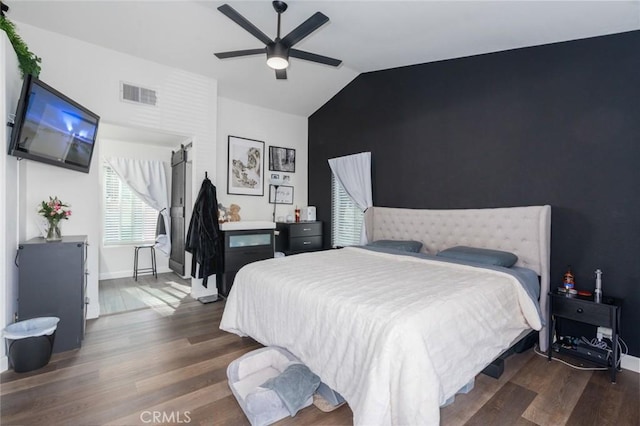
[267,56,289,69]
[266,42,289,69]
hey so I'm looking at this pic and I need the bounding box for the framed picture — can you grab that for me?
[227,136,264,196]
[269,185,294,204]
[269,146,296,172]
[269,173,291,184]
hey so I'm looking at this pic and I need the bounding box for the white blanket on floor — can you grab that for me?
[220,248,542,425]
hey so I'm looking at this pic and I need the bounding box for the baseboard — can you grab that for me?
[99,267,172,281]
[87,303,100,320]
[0,355,8,373]
[621,354,640,373]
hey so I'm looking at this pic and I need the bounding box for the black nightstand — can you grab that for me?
[275,222,323,254]
[547,291,622,382]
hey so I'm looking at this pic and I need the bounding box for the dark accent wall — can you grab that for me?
[308,30,640,356]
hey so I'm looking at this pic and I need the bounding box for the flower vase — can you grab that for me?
[46,220,62,242]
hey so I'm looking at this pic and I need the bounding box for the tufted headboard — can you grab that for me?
[364,205,551,351]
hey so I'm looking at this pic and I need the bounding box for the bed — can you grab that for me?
[220,205,551,425]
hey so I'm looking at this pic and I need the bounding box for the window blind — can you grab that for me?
[331,174,364,247]
[103,164,158,245]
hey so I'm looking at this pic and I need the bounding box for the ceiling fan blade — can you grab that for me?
[290,49,341,67]
[281,12,329,47]
[214,48,265,59]
[275,69,287,80]
[218,4,273,46]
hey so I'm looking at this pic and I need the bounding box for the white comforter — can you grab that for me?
[220,247,542,425]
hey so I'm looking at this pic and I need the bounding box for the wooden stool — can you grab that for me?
[133,244,157,281]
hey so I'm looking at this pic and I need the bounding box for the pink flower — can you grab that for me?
[65,211,72,217]
[50,211,55,216]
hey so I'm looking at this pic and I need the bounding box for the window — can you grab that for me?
[103,165,158,245]
[331,174,364,247]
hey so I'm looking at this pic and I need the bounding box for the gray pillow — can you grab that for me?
[437,246,518,267]
[367,239,423,253]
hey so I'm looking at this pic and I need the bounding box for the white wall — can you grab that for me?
[98,138,175,280]
[15,22,219,309]
[2,23,310,338]
[216,97,309,221]
[1,33,22,372]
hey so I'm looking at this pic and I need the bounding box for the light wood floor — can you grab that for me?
[99,272,192,316]
[1,281,638,425]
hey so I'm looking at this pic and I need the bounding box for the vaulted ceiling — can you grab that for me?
[8,1,640,116]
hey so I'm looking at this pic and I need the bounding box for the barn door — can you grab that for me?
[169,147,187,275]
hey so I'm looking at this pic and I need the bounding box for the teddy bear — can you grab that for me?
[217,203,228,223]
[228,204,241,222]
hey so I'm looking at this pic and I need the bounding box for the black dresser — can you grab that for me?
[219,228,274,296]
[17,235,88,353]
[275,222,323,254]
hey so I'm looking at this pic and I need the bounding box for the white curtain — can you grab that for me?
[106,157,171,256]
[328,152,373,244]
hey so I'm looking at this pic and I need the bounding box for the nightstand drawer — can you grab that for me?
[289,236,322,252]
[289,222,322,238]
[552,297,612,327]
[225,248,273,272]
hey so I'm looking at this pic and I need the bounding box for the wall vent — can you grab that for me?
[120,82,157,106]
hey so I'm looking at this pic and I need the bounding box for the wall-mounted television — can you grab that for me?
[8,75,100,173]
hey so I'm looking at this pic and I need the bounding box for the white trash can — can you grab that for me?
[3,317,60,373]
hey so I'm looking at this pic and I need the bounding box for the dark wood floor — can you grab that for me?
[1,279,638,425]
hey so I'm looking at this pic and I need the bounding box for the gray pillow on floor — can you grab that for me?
[260,364,321,416]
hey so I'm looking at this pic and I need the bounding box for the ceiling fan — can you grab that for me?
[214,1,342,80]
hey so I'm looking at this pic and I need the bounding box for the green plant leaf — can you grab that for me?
[0,16,42,78]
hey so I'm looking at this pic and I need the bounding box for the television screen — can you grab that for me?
[8,75,100,173]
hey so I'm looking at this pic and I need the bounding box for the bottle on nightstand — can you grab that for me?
[563,265,575,293]
[594,269,603,303]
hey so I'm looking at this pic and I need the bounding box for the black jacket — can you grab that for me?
[185,178,223,288]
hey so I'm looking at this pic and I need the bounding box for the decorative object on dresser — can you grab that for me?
[38,196,71,242]
[269,146,296,172]
[16,236,88,353]
[275,221,323,254]
[548,291,623,382]
[227,136,264,196]
[218,222,276,297]
[228,204,241,221]
[300,206,316,222]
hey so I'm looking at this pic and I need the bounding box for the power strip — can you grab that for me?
[554,336,612,366]
[597,326,613,340]
[575,341,610,362]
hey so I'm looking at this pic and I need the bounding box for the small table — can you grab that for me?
[547,291,622,383]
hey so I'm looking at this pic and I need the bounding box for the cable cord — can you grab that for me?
[540,332,629,370]
[534,344,608,371]
[582,336,609,350]
[581,335,629,368]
